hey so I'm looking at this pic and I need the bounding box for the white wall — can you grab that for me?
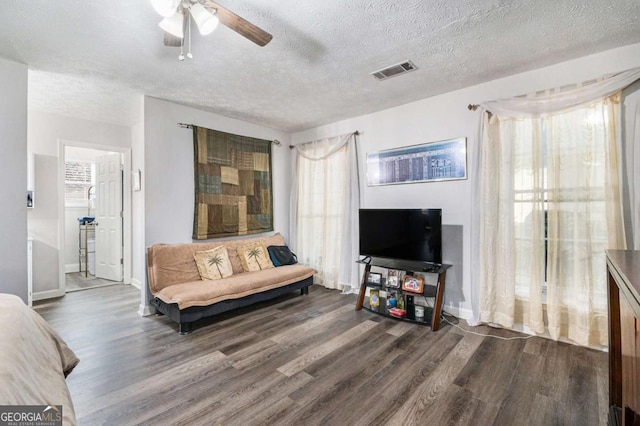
[27,110,132,296]
[292,42,640,320]
[28,152,59,293]
[140,97,291,310]
[0,58,28,302]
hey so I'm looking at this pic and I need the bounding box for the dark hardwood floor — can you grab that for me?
[34,285,608,425]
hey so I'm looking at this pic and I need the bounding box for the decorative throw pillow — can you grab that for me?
[236,243,274,272]
[194,246,233,280]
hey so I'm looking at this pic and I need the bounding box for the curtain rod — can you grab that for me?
[288,130,360,149]
[177,123,281,145]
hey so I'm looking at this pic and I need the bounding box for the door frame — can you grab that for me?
[56,139,132,296]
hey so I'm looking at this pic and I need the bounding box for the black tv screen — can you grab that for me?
[359,209,442,265]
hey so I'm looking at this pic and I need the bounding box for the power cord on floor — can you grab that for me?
[441,309,459,325]
[421,293,534,341]
[440,314,536,341]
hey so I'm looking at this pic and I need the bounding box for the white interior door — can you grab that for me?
[95,153,123,281]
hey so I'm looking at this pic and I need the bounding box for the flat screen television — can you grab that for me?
[359,208,442,265]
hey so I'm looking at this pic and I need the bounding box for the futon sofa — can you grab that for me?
[146,233,316,334]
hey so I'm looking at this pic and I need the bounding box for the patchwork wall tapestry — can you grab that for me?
[192,126,273,239]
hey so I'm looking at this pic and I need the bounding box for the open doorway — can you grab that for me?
[58,141,132,294]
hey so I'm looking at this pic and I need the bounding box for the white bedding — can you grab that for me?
[0,293,79,425]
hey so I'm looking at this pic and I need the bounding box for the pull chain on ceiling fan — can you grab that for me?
[178,11,193,61]
[150,0,272,60]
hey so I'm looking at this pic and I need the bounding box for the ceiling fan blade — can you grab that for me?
[163,11,188,47]
[164,33,182,47]
[201,0,273,47]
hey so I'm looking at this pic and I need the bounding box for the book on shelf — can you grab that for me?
[369,289,380,308]
[388,308,406,318]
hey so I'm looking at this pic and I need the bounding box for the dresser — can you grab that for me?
[607,250,640,426]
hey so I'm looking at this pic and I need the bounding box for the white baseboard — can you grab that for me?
[130,278,141,290]
[441,304,473,322]
[138,303,155,317]
[33,289,65,301]
[65,264,80,273]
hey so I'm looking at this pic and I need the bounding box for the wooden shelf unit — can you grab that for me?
[355,258,451,331]
[78,222,95,278]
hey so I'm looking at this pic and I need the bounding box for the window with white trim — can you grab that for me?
[65,161,94,200]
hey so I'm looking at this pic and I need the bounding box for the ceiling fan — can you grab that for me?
[150,0,272,60]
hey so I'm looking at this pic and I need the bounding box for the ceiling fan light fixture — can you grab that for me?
[159,11,184,38]
[190,3,219,35]
[150,0,181,18]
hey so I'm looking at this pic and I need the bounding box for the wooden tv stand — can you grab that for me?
[355,258,451,331]
[607,250,640,426]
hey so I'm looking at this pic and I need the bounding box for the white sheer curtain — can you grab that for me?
[478,68,639,347]
[468,110,484,326]
[622,80,640,249]
[290,133,360,292]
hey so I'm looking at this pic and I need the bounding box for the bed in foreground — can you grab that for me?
[0,293,79,426]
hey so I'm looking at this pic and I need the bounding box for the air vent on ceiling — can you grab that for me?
[371,60,418,81]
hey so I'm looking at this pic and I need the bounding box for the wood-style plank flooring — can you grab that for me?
[65,272,122,292]
[34,285,608,425]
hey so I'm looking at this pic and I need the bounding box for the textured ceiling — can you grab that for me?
[1,0,639,131]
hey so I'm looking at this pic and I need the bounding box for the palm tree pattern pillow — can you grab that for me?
[236,243,274,272]
[194,246,234,280]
